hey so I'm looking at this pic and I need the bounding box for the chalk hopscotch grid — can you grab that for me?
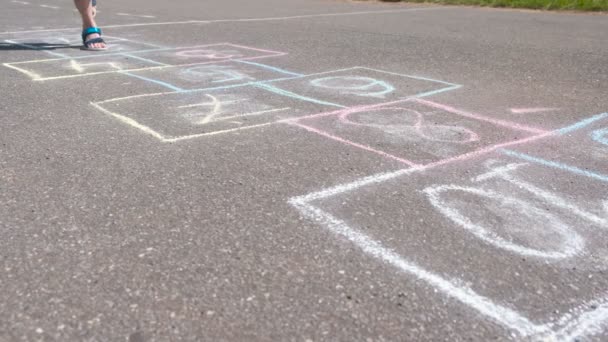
[3,32,463,142]
[289,113,608,341]
[89,65,464,143]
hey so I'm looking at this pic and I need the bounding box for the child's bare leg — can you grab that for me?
[74,0,105,49]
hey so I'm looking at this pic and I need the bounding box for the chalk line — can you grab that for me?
[501,149,608,183]
[424,184,583,259]
[288,121,420,167]
[557,112,608,135]
[510,107,560,114]
[13,53,285,82]
[0,7,443,35]
[289,192,545,338]
[90,101,277,143]
[120,71,185,92]
[413,98,549,134]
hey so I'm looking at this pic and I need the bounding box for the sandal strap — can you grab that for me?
[83,37,105,47]
[82,27,102,41]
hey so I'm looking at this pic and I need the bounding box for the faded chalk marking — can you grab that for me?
[178,94,230,124]
[557,112,608,135]
[90,102,165,141]
[424,184,584,259]
[340,107,479,144]
[413,98,549,134]
[591,127,608,146]
[208,107,291,124]
[175,49,242,59]
[163,123,275,142]
[255,83,346,108]
[2,62,42,80]
[550,297,608,341]
[288,121,420,167]
[181,65,254,84]
[69,59,122,73]
[510,107,560,114]
[11,0,30,4]
[120,71,185,92]
[91,101,278,142]
[40,4,59,9]
[475,162,608,228]
[236,60,304,77]
[116,13,156,19]
[310,76,395,98]
[501,149,608,183]
[121,53,170,66]
[261,66,462,105]
[289,193,545,337]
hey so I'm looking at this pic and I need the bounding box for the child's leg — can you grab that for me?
[73,0,106,50]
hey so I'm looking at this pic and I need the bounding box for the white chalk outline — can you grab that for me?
[288,125,608,339]
[90,101,277,143]
[90,81,301,142]
[2,43,287,81]
[424,184,584,259]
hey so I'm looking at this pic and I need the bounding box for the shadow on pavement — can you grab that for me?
[0,42,80,51]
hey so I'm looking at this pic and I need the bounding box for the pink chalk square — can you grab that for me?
[291,98,548,166]
[129,43,286,66]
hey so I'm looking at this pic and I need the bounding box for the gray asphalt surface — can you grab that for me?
[1,1,607,341]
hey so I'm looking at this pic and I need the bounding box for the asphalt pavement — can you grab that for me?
[1,0,607,341]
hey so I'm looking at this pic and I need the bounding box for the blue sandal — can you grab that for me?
[82,27,107,51]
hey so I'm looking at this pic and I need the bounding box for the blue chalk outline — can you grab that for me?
[501,149,608,183]
[255,66,462,105]
[120,71,185,92]
[501,111,608,183]
[235,60,304,77]
[557,112,608,135]
[254,83,346,108]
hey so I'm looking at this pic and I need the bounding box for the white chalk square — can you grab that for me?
[294,154,608,340]
[91,84,335,142]
[4,54,160,81]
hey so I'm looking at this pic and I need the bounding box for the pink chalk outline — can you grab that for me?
[287,98,550,166]
[339,107,480,144]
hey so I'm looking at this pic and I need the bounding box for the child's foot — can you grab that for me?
[82,27,107,51]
